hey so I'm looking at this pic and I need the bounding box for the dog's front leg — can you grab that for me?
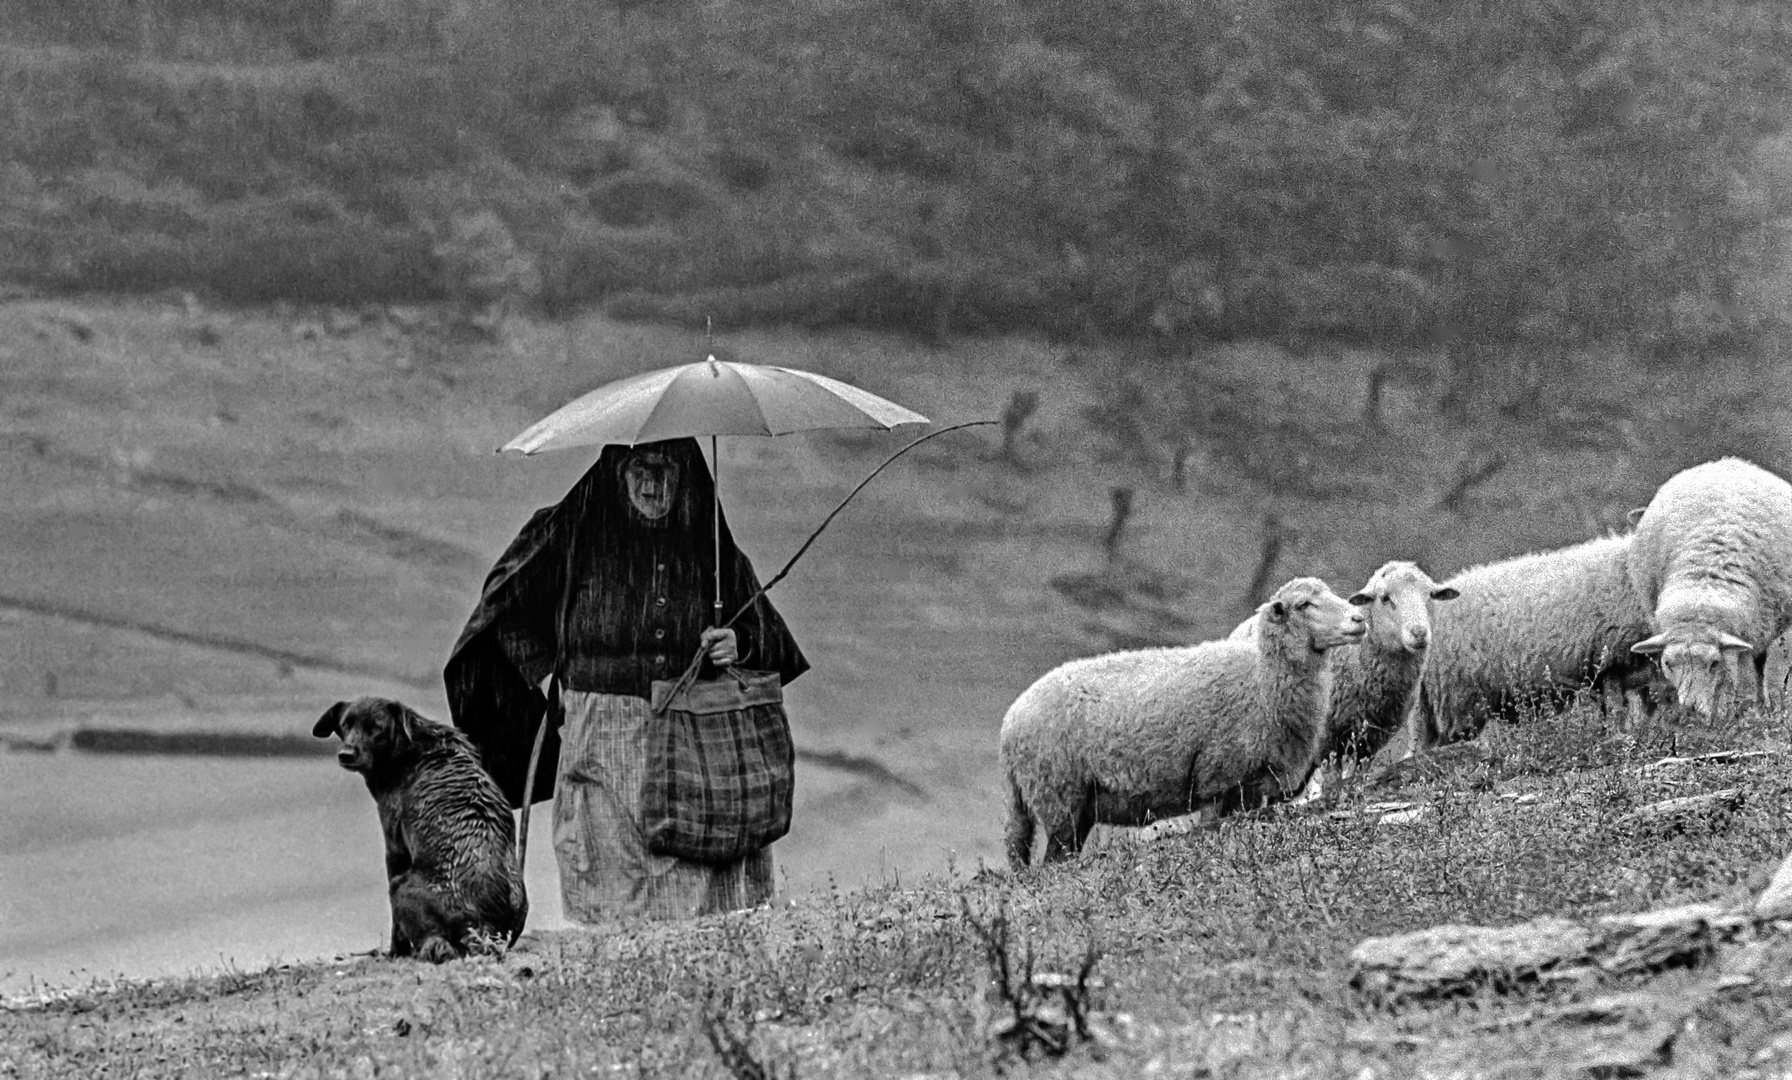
[385,843,415,957]
[389,919,412,957]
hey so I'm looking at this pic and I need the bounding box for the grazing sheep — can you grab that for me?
[1002,577,1367,868]
[1628,457,1792,719]
[1233,562,1459,776]
[314,697,527,961]
[1412,533,1656,750]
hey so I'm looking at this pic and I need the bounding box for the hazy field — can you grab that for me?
[6,293,1792,1077]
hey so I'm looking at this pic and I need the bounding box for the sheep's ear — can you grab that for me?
[1626,506,1647,525]
[1631,635,1667,657]
[1266,599,1289,623]
[1430,586,1460,601]
[312,701,348,739]
[1719,633,1754,654]
[1347,592,1373,607]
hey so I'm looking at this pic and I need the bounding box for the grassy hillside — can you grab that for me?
[7,701,1792,1077]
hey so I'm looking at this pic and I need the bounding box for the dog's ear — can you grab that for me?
[313,701,349,739]
[379,699,417,748]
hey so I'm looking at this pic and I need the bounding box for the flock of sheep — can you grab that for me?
[1001,457,1792,868]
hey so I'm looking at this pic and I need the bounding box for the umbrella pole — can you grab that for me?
[712,433,722,624]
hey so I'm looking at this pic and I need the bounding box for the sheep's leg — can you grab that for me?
[1072,796,1097,855]
[1004,774,1037,870]
[1291,757,1338,808]
[1755,650,1770,710]
[1042,788,1096,864]
[1042,822,1081,864]
[1406,691,1438,756]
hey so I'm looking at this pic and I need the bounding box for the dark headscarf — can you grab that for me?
[445,438,808,807]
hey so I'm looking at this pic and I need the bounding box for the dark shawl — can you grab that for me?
[445,438,809,807]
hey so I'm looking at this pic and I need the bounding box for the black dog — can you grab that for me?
[314,697,527,961]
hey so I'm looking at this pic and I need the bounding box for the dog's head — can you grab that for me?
[313,697,418,774]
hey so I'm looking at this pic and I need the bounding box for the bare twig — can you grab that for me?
[1242,513,1286,615]
[698,1001,789,1080]
[1642,750,1770,770]
[1170,434,1193,493]
[1103,487,1134,567]
[962,899,1105,1063]
[1436,450,1509,513]
[1000,390,1040,464]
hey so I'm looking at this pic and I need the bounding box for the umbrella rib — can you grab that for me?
[633,358,773,443]
[737,364,924,434]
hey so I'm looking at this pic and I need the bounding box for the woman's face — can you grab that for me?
[622,451,681,520]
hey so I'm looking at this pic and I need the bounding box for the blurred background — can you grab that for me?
[2,0,1791,994]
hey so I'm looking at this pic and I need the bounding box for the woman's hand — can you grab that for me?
[699,627,738,667]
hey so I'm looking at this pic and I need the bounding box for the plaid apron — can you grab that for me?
[552,689,775,923]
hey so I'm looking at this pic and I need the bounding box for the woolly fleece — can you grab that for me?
[1002,577,1363,868]
[1415,533,1653,749]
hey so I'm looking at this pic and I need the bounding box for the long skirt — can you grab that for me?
[553,688,775,923]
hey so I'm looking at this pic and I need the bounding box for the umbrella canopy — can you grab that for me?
[500,348,929,455]
[498,344,932,627]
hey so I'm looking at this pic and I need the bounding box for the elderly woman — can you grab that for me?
[445,437,808,922]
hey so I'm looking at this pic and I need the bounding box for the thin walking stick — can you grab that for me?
[659,419,998,705]
[515,477,589,902]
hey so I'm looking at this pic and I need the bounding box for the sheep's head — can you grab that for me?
[1263,576,1367,652]
[1631,631,1752,719]
[1349,561,1460,654]
[313,696,418,773]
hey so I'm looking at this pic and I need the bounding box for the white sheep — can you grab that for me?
[1412,533,1656,750]
[1232,561,1459,774]
[1002,576,1366,868]
[1628,457,1792,719]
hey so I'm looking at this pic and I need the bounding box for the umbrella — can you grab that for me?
[499,345,931,622]
[501,346,929,454]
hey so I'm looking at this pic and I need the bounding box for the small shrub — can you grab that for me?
[714,146,775,193]
[427,208,540,333]
[535,224,685,314]
[588,172,709,228]
[201,212,440,303]
[57,217,443,304]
